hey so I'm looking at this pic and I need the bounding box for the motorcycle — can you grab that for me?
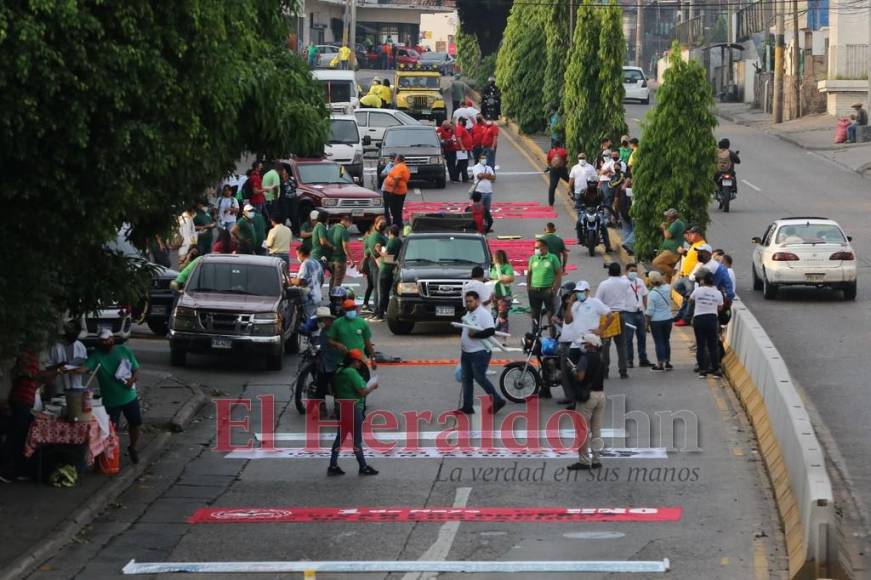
[715,172,737,212]
[576,204,612,257]
[294,318,325,415]
[481,94,501,120]
[499,325,562,403]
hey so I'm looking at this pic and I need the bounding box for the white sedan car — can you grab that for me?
[622,66,650,104]
[354,108,420,149]
[751,217,857,300]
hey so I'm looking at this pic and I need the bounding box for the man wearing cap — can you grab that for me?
[568,153,597,201]
[673,227,708,326]
[328,349,379,476]
[559,282,613,405]
[594,262,631,379]
[82,329,142,464]
[298,210,319,254]
[847,102,868,143]
[232,204,257,254]
[652,209,685,281]
[567,333,606,471]
[328,300,377,370]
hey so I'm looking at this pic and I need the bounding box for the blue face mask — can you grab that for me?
[345,310,358,320]
[576,292,587,302]
[628,272,638,281]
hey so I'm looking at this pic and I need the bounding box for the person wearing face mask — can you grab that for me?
[82,329,142,464]
[558,281,612,406]
[594,262,632,379]
[645,271,673,371]
[527,240,563,334]
[470,154,496,214]
[232,204,257,254]
[622,263,651,369]
[568,153,597,202]
[328,300,377,372]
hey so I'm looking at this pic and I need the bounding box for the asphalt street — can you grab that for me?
[626,98,871,547]
[25,92,786,579]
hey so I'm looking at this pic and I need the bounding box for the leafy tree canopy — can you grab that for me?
[496,2,547,133]
[562,0,602,158]
[0,0,328,359]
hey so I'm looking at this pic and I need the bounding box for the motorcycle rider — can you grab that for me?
[715,138,741,194]
[575,181,611,254]
[568,153,597,201]
[481,76,501,120]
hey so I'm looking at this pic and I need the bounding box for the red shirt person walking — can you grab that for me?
[437,120,460,182]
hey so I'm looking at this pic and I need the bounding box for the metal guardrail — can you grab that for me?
[844,44,870,80]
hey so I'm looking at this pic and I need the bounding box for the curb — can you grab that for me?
[0,385,208,580]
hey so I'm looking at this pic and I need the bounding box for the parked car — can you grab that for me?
[419,51,454,75]
[168,254,304,370]
[393,65,446,124]
[286,157,383,231]
[387,231,491,335]
[312,69,360,114]
[325,115,370,181]
[394,47,421,67]
[354,108,420,149]
[751,217,858,300]
[355,44,377,68]
[622,66,650,104]
[377,125,446,189]
[315,44,340,68]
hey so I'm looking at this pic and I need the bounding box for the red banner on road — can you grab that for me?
[188,506,682,524]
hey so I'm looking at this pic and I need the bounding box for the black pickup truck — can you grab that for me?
[386,230,490,335]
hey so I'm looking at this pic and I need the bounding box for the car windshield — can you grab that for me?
[420,53,447,63]
[776,224,846,245]
[319,80,354,103]
[297,163,353,184]
[398,75,440,89]
[403,237,488,264]
[188,263,281,296]
[394,110,420,125]
[329,119,360,144]
[383,129,439,147]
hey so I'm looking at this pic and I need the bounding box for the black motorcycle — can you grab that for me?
[481,91,501,120]
[576,204,612,256]
[715,172,737,212]
[499,325,562,403]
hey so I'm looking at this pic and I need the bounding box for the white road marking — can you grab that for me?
[225,447,667,460]
[402,486,472,580]
[741,179,761,191]
[563,531,626,540]
[122,559,671,574]
[256,428,627,442]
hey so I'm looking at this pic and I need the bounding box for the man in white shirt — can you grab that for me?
[560,281,613,405]
[177,207,198,264]
[594,262,632,378]
[456,290,506,415]
[568,153,598,199]
[462,266,493,307]
[470,155,495,213]
[622,263,651,368]
[452,99,480,129]
[46,323,88,397]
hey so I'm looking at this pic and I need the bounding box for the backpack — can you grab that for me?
[717,149,732,172]
[241,177,254,199]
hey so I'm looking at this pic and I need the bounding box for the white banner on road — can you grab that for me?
[256,428,627,443]
[225,447,667,460]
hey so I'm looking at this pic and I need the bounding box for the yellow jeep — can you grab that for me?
[393,64,446,124]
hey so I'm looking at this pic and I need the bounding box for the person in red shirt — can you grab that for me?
[246,161,266,215]
[471,114,487,162]
[546,140,569,207]
[467,191,492,234]
[436,120,460,182]
[4,351,55,480]
[455,118,473,183]
[481,121,500,168]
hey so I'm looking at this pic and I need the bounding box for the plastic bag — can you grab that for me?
[454,362,463,383]
[834,118,850,144]
[98,445,121,476]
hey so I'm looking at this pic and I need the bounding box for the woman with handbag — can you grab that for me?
[645,271,674,371]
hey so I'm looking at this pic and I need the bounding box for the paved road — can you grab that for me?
[625,99,871,558]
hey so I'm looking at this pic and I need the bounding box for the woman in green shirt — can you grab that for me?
[362,217,387,312]
[490,249,515,333]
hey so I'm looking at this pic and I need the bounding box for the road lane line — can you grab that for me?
[741,179,761,191]
[402,486,472,580]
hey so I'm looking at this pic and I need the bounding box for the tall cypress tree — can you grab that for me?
[456,30,482,86]
[496,3,547,133]
[543,0,570,113]
[561,0,601,158]
[631,43,718,259]
[598,0,628,144]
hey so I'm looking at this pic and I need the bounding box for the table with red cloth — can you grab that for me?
[23,414,119,466]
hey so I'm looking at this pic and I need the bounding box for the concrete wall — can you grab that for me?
[419,11,458,52]
[828,8,869,79]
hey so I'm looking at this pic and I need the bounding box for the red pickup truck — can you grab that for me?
[284,158,383,231]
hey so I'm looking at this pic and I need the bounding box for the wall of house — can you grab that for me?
[420,12,458,52]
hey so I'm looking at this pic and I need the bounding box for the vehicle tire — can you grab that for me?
[284,329,301,354]
[722,195,730,213]
[387,316,415,335]
[762,272,778,300]
[643,96,650,105]
[435,176,446,189]
[294,363,319,415]
[499,362,541,403]
[267,351,284,371]
[169,343,187,367]
[843,281,857,301]
[147,318,169,336]
[751,265,763,291]
[586,230,596,257]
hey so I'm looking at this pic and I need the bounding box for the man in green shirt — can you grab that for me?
[328,349,379,476]
[328,215,354,290]
[251,207,268,256]
[651,208,686,281]
[261,165,280,203]
[310,213,333,263]
[538,222,568,270]
[193,201,214,256]
[82,329,142,463]
[171,256,202,290]
[526,238,562,333]
[232,204,257,254]
[328,300,376,366]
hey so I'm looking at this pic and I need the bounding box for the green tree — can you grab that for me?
[543,0,570,112]
[456,29,482,87]
[561,0,601,158]
[496,2,547,133]
[598,0,628,144]
[0,1,328,361]
[631,43,718,259]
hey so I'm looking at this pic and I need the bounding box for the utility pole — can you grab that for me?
[636,0,645,68]
[792,0,800,118]
[341,0,350,46]
[350,0,357,66]
[773,0,785,123]
[868,0,871,116]
[569,0,576,43]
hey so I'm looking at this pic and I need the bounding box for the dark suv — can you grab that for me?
[377,126,446,189]
[168,254,304,370]
[387,232,490,335]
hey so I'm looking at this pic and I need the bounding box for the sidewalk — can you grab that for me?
[0,369,206,580]
[717,102,871,177]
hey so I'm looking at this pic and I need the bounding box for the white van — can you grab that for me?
[312,69,359,115]
[326,115,369,181]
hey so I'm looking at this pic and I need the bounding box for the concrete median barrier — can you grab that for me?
[723,298,835,578]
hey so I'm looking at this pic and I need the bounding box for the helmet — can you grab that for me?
[541,337,559,356]
[488,76,496,83]
[329,286,348,299]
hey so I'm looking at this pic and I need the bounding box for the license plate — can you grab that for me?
[420,109,431,115]
[436,306,454,317]
[150,305,167,316]
[409,166,418,174]
[805,274,825,282]
[722,179,733,186]
[211,337,233,349]
[352,210,364,217]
